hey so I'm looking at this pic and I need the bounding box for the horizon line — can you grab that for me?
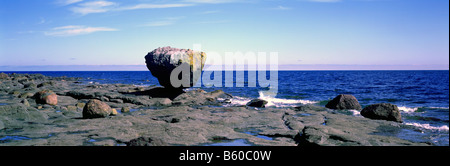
[0,64,448,71]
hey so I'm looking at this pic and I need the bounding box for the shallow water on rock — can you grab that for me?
[203,139,253,146]
[243,131,273,141]
[0,126,57,144]
[117,108,140,113]
[0,135,32,143]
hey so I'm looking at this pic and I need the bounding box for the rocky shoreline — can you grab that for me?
[0,73,431,146]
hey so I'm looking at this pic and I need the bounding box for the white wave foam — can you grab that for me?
[258,91,316,107]
[398,106,418,113]
[348,109,360,116]
[224,91,317,107]
[405,122,449,132]
[428,106,449,109]
[398,106,449,113]
[228,96,252,106]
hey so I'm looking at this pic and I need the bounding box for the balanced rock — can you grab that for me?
[145,46,206,89]
[325,94,362,110]
[246,99,268,108]
[82,99,113,119]
[360,103,402,122]
[35,90,58,105]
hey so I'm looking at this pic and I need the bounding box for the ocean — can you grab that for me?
[3,70,449,146]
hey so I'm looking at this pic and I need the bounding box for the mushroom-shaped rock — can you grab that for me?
[145,46,206,89]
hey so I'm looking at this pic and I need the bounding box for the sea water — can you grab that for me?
[4,70,449,145]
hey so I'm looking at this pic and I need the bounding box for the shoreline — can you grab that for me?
[0,73,438,146]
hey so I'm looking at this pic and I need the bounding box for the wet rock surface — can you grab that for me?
[0,73,431,146]
[126,136,168,146]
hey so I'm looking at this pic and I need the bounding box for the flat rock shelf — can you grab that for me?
[0,73,432,146]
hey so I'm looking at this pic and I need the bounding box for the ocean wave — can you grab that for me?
[224,92,317,107]
[348,109,361,116]
[398,106,419,113]
[398,106,449,113]
[428,106,449,110]
[258,91,317,107]
[228,96,252,106]
[405,122,449,132]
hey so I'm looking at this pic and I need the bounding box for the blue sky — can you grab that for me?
[0,0,448,70]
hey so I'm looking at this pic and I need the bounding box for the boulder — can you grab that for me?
[82,99,113,119]
[325,94,362,110]
[110,109,118,116]
[246,99,268,108]
[144,46,206,89]
[360,103,402,122]
[35,90,58,105]
[121,106,130,113]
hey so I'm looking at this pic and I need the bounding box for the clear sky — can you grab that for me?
[0,0,448,70]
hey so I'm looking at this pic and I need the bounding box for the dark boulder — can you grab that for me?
[360,103,402,122]
[325,94,362,110]
[246,99,268,108]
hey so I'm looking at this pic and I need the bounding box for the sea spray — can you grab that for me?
[398,106,419,113]
[258,91,316,107]
[405,123,449,132]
